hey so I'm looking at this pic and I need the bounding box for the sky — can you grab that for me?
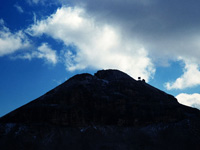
[1,0,200,117]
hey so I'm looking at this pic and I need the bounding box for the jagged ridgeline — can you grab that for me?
[0,69,200,150]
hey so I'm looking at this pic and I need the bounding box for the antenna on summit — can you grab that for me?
[138,77,145,83]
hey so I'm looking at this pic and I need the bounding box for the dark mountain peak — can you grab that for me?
[68,73,94,81]
[94,69,134,81]
[60,73,95,88]
[0,69,199,126]
[0,69,200,150]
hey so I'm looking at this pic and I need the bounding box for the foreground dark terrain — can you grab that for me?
[0,69,200,150]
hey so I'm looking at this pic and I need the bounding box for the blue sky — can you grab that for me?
[1,0,200,117]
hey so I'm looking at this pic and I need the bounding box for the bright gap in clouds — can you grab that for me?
[165,58,200,90]
[26,6,155,81]
[176,93,200,110]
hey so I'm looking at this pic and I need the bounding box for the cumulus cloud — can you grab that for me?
[26,7,155,81]
[0,21,30,57]
[17,43,58,65]
[165,58,200,90]
[176,93,200,110]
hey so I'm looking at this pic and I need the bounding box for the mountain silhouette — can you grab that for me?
[0,69,200,150]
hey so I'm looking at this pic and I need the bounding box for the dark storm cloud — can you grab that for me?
[73,0,200,62]
[73,0,200,35]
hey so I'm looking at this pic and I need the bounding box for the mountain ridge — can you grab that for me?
[0,69,200,150]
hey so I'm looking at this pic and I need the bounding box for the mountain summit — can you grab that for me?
[0,69,200,150]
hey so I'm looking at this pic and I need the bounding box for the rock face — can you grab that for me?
[0,69,200,150]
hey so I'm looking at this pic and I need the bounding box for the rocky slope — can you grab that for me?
[0,69,200,150]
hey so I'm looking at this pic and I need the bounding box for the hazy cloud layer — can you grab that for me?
[176,93,200,110]
[14,4,24,13]
[26,0,65,6]
[26,7,155,81]
[26,0,40,5]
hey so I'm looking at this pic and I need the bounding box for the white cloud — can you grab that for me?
[26,6,155,81]
[14,4,24,13]
[176,93,200,110]
[17,43,58,65]
[165,58,200,90]
[0,22,30,57]
[37,43,58,64]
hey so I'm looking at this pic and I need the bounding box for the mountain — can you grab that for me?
[0,69,200,150]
